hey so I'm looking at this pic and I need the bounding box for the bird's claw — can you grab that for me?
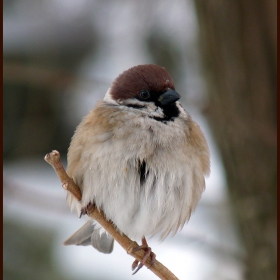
[79,202,94,218]
[131,237,156,275]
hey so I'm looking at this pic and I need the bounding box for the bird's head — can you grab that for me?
[105,64,181,121]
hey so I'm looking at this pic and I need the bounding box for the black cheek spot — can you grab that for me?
[126,104,146,109]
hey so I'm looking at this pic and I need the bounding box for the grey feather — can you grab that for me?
[63,221,114,254]
[91,228,114,253]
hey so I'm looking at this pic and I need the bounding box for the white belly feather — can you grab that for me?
[72,111,204,239]
[72,108,205,240]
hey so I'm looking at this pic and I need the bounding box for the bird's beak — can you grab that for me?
[158,88,180,106]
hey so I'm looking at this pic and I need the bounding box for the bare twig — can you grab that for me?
[44,150,179,280]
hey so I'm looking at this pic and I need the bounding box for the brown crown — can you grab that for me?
[110,64,175,100]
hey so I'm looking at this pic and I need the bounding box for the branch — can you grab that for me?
[44,150,179,280]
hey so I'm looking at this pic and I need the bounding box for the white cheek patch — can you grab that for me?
[118,98,141,106]
[103,87,118,105]
[125,99,164,116]
[104,92,179,120]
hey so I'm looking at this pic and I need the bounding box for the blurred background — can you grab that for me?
[3,1,276,280]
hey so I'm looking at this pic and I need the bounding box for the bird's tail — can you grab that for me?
[63,220,114,254]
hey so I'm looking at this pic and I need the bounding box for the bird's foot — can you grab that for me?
[131,237,156,275]
[79,202,94,218]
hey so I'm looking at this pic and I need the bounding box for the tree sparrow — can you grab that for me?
[63,64,210,273]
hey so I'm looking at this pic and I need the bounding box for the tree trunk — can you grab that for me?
[193,1,277,279]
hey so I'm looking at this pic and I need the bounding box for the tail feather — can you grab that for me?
[63,221,114,254]
[91,228,114,253]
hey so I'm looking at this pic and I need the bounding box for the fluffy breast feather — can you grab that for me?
[67,101,210,240]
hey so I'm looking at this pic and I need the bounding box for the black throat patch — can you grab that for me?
[150,103,180,124]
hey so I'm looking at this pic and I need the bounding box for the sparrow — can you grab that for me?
[63,64,210,274]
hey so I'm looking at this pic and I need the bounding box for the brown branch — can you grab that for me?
[44,150,179,280]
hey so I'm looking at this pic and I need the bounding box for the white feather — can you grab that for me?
[67,94,210,241]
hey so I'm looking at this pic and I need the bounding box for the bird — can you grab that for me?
[63,64,210,274]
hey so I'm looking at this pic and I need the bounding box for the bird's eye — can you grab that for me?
[139,90,150,99]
